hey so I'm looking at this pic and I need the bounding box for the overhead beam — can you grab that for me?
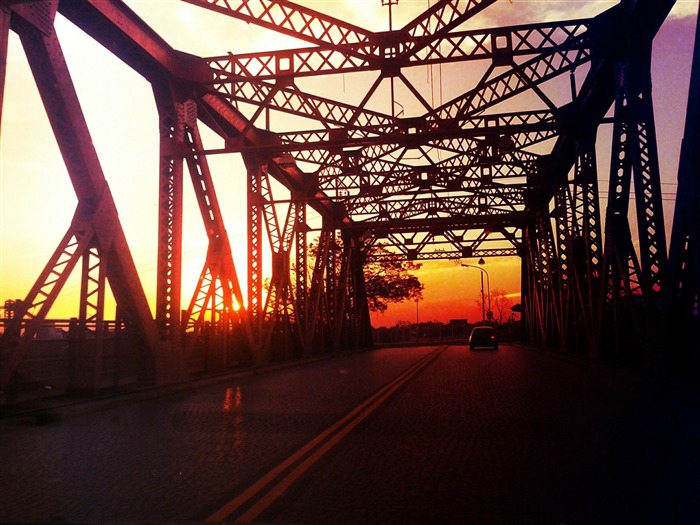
[206,19,591,83]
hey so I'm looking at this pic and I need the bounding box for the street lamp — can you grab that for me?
[461,261,491,323]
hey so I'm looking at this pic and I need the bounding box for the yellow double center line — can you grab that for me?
[206,345,448,523]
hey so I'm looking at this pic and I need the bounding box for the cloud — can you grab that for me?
[472,1,617,29]
[669,0,700,20]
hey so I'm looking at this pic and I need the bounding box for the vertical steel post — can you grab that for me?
[153,84,184,342]
[664,8,700,376]
[246,158,264,363]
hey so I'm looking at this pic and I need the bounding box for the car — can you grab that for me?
[468,326,498,351]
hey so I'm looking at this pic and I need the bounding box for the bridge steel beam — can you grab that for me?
[562,139,604,358]
[520,0,675,365]
[205,20,593,84]
[664,8,700,376]
[598,50,668,367]
[197,2,603,272]
[259,168,301,362]
[153,83,186,343]
[180,113,251,362]
[184,0,497,62]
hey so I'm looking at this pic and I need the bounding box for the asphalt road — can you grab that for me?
[1,344,699,524]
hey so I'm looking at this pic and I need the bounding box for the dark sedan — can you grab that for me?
[468,326,498,351]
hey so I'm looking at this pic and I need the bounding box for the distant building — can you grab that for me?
[448,319,469,338]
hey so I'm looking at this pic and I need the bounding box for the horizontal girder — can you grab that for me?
[205,19,592,83]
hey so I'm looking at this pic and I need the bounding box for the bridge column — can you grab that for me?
[664,10,700,376]
[245,158,266,364]
[601,49,668,366]
[153,83,185,345]
[259,171,302,361]
[553,136,604,358]
[304,226,333,356]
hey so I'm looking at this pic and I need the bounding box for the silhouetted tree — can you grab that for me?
[363,244,424,313]
[490,288,514,323]
[309,237,424,313]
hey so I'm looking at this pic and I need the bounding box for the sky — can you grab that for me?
[0,0,698,329]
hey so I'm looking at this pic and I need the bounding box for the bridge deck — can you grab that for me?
[1,344,698,523]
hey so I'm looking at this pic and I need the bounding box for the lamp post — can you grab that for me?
[382,0,399,116]
[382,0,399,31]
[461,261,491,323]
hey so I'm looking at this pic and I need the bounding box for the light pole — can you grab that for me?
[461,261,491,323]
[382,0,399,116]
[381,0,399,31]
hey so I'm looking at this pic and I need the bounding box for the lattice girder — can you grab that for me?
[206,19,591,83]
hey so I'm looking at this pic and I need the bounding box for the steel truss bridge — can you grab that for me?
[1,0,699,402]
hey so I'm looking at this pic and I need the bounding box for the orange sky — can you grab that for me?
[0,1,697,328]
[369,257,521,328]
